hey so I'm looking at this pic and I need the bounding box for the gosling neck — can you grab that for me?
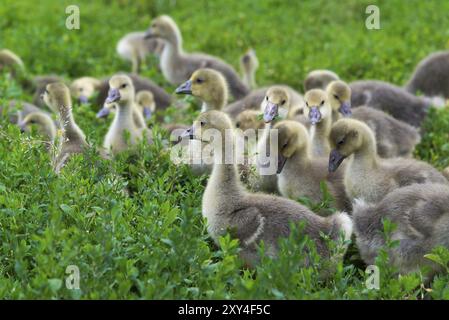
[59,106,85,143]
[208,130,242,194]
[351,133,379,170]
[160,29,183,68]
[242,68,256,89]
[116,100,136,128]
[202,92,227,112]
[309,115,332,156]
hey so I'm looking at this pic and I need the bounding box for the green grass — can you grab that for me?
[1,0,449,299]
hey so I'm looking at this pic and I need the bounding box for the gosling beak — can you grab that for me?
[277,153,287,174]
[79,95,89,104]
[263,101,279,123]
[105,88,120,104]
[175,80,192,95]
[328,149,346,173]
[144,28,154,39]
[96,107,111,119]
[143,107,152,119]
[309,106,322,125]
[339,101,352,117]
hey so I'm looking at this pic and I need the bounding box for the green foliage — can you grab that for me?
[1,0,449,299]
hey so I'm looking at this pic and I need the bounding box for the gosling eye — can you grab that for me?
[121,84,127,89]
[337,139,345,145]
[200,121,205,126]
[30,120,36,124]
[281,100,286,105]
[265,96,269,101]
[282,142,288,148]
[320,100,325,106]
[196,78,204,84]
[333,94,339,100]
[305,102,309,107]
[236,122,240,128]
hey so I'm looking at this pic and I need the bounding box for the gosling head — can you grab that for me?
[328,118,370,173]
[273,120,309,174]
[105,75,135,105]
[175,68,228,110]
[261,86,290,123]
[0,49,25,71]
[18,112,55,140]
[303,89,331,125]
[326,80,352,117]
[42,82,72,114]
[136,90,156,119]
[70,77,100,104]
[235,110,264,132]
[182,110,233,142]
[240,48,259,74]
[144,15,180,44]
[304,69,340,91]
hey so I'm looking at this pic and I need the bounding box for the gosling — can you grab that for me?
[144,15,249,99]
[175,68,228,111]
[184,110,353,267]
[103,75,152,156]
[303,89,332,157]
[328,118,448,203]
[18,111,57,148]
[240,48,259,90]
[353,183,449,276]
[42,82,89,173]
[405,51,449,99]
[275,120,350,211]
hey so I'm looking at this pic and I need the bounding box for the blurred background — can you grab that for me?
[1,0,449,89]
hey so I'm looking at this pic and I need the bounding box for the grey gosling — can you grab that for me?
[144,15,249,99]
[183,110,353,267]
[42,82,89,173]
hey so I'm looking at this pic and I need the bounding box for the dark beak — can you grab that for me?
[144,28,154,39]
[339,101,352,117]
[309,106,322,125]
[79,95,89,104]
[175,80,192,95]
[328,149,346,173]
[277,153,287,174]
[96,107,111,118]
[105,88,120,104]
[263,101,279,123]
[143,107,152,119]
